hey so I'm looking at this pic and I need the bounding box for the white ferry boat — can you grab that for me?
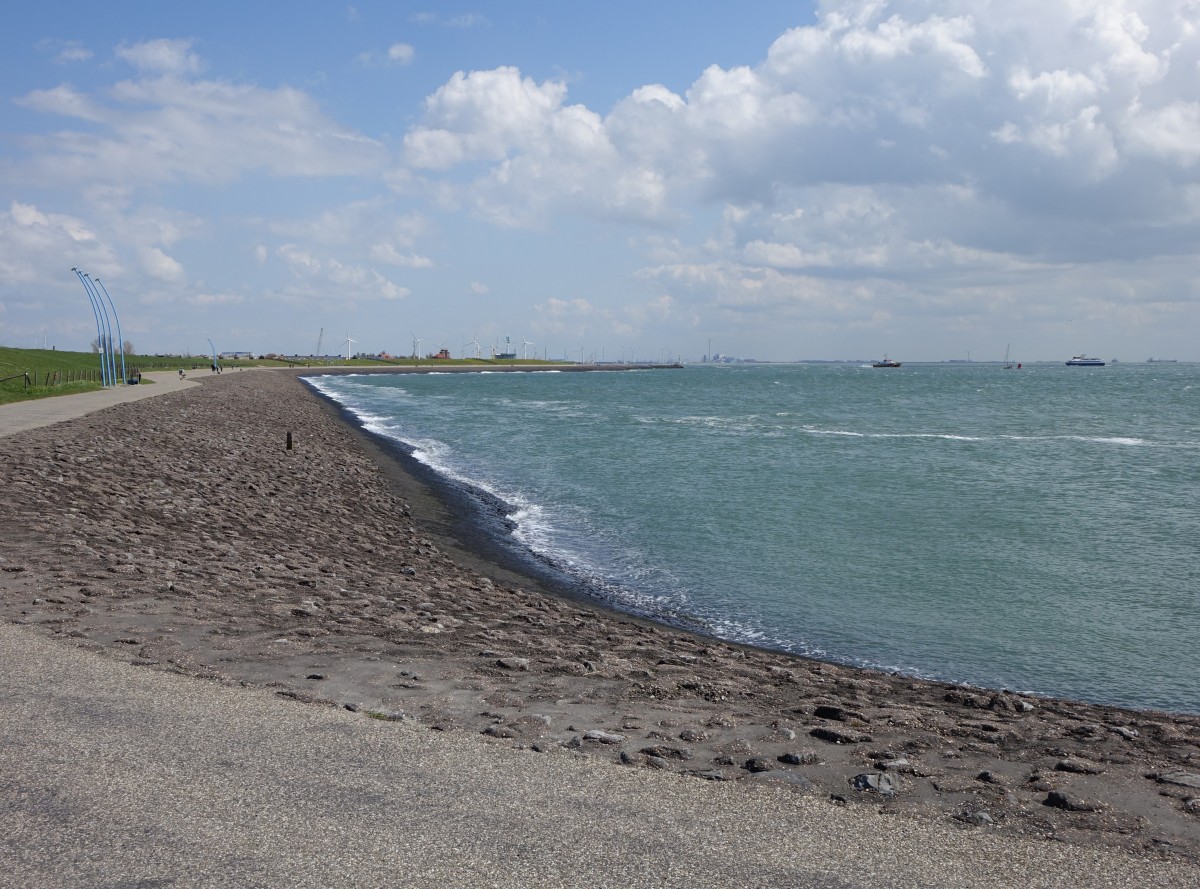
[1065,354,1105,366]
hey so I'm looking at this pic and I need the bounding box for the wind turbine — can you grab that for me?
[341,335,357,361]
[411,334,422,359]
[522,339,535,360]
[462,334,481,359]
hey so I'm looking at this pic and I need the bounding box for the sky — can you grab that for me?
[2,1,1199,363]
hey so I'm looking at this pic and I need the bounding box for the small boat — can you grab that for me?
[872,356,902,368]
[1002,344,1019,370]
[1066,354,1105,366]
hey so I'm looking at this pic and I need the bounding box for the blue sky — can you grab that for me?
[2,1,1199,361]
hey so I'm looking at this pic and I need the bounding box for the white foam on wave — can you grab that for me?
[1068,435,1148,446]
[806,427,865,437]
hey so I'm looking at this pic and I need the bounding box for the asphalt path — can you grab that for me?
[0,375,1193,888]
[0,370,200,436]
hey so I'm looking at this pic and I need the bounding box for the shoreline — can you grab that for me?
[301,372,725,637]
[1,370,1197,867]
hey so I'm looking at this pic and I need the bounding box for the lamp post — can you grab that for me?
[93,278,127,384]
[73,268,111,386]
[85,273,117,386]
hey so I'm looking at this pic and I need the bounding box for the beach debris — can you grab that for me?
[365,708,405,722]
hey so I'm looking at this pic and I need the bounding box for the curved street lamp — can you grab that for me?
[73,268,111,386]
[85,273,118,386]
[93,278,127,384]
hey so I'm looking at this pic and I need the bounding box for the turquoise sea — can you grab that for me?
[309,362,1199,714]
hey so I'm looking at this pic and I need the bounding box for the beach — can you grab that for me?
[1,369,1197,882]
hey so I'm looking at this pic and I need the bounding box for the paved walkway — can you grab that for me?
[0,370,201,436]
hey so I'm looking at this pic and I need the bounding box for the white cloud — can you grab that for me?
[357,42,416,67]
[14,44,387,188]
[405,67,575,169]
[0,201,104,285]
[116,38,204,76]
[191,292,244,306]
[140,246,185,282]
[370,243,433,267]
[278,244,409,301]
[388,43,415,65]
[1124,101,1200,165]
[52,41,93,64]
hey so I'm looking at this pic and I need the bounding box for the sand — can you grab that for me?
[0,369,1197,866]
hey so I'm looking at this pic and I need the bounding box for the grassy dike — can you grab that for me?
[0,345,563,405]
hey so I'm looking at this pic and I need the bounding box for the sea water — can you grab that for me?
[308,363,1200,714]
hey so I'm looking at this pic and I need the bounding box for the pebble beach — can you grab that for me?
[1,368,1197,878]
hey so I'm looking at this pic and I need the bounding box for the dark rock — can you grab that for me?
[944,690,989,709]
[483,725,517,739]
[813,705,869,723]
[639,744,693,761]
[745,770,814,789]
[810,727,871,744]
[1055,758,1104,775]
[1044,790,1101,812]
[583,729,625,745]
[744,757,773,773]
[1156,771,1200,790]
[852,772,899,797]
[778,750,821,765]
[496,657,530,671]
